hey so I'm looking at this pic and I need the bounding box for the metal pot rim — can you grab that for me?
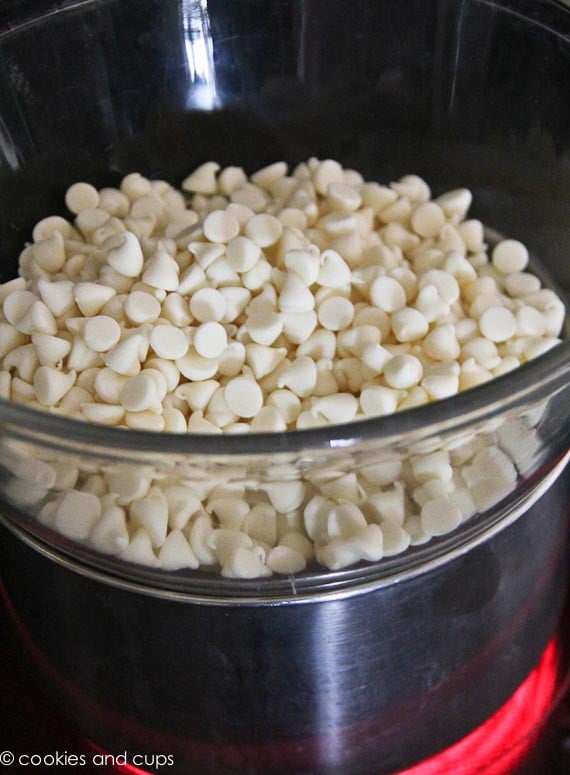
[0,452,567,606]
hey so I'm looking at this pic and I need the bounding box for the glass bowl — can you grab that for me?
[0,1,569,773]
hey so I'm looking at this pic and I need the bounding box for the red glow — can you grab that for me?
[87,637,561,775]
[0,574,564,775]
[392,637,561,775]
[112,759,152,775]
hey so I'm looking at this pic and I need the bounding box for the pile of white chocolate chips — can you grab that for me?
[0,158,565,576]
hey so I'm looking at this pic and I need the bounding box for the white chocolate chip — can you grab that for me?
[369,276,406,312]
[277,356,317,397]
[81,403,125,425]
[142,250,180,291]
[245,214,283,247]
[423,324,461,360]
[131,488,169,548]
[435,188,472,220]
[479,306,518,343]
[55,490,102,540]
[120,374,160,412]
[104,334,145,376]
[221,546,270,578]
[419,270,459,305]
[89,502,129,554]
[313,159,344,195]
[203,210,240,243]
[411,202,446,237]
[66,182,100,214]
[421,498,462,536]
[106,232,144,277]
[317,249,352,288]
[251,161,288,188]
[120,529,159,567]
[189,288,226,322]
[391,307,429,342]
[224,376,263,418]
[360,386,399,416]
[182,162,220,194]
[31,333,72,367]
[159,530,199,569]
[492,240,529,274]
[311,394,358,424]
[82,316,121,352]
[32,232,66,273]
[193,321,228,358]
[267,545,306,574]
[121,173,152,201]
[125,290,162,324]
[177,349,219,381]
[245,311,283,346]
[33,367,76,406]
[317,296,354,331]
[74,282,116,316]
[263,480,306,513]
[285,249,320,286]
[2,158,565,582]
[149,324,189,360]
[384,354,423,389]
[278,273,315,313]
[226,236,261,273]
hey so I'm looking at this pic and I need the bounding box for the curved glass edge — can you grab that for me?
[0,343,567,461]
[0,0,568,592]
[1,0,570,44]
[0,232,568,461]
[0,0,568,459]
[0,0,115,41]
[0,452,567,605]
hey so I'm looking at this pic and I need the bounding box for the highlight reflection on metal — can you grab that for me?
[180,0,218,109]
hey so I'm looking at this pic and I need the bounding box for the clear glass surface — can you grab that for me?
[0,0,568,598]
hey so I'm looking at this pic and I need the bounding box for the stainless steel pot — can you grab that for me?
[1,457,569,774]
[0,1,569,774]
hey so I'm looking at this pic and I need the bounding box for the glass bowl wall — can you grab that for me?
[0,2,569,774]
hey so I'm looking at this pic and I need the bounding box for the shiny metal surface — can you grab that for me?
[1,463,568,774]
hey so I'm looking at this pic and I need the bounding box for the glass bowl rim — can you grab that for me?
[1,452,567,603]
[0,0,568,457]
[0,342,568,456]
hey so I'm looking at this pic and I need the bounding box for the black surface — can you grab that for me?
[1,606,570,775]
[0,465,569,775]
[0,0,570,286]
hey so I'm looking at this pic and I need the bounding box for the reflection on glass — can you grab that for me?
[180,0,218,110]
